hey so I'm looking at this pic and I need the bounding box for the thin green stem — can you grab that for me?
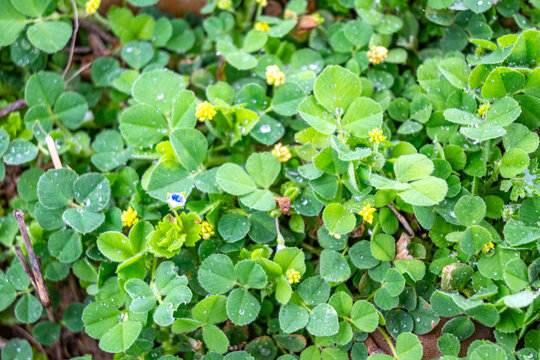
[378,326,398,358]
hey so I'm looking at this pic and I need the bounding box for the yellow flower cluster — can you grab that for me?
[255,22,270,32]
[196,101,216,122]
[266,65,285,87]
[85,0,100,14]
[478,103,490,118]
[272,143,291,162]
[121,207,139,228]
[286,269,301,284]
[368,128,386,145]
[367,46,388,65]
[217,0,232,9]
[359,204,376,224]
[200,221,215,240]
[256,0,268,6]
[482,241,494,254]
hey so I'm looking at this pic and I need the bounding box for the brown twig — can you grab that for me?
[13,325,46,355]
[62,0,80,78]
[387,204,415,237]
[0,99,27,118]
[79,19,116,44]
[14,246,37,288]
[365,335,387,355]
[66,61,93,85]
[62,46,92,54]
[13,210,55,323]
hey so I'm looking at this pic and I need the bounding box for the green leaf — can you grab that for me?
[460,125,507,141]
[63,208,105,234]
[74,173,110,212]
[131,69,187,115]
[170,128,208,171]
[320,250,351,282]
[503,123,539,153]
[202,324,230,354]
[298,276,330,306]
[349,241,380,269]
[82,302,121,339]
[146,159,194,202]
[271,82,306,116]
[306,303,339,337]
[240,189,276,211]
[235,260,267,289]
[32,321,61,346]
[503,258,529,291]
[394,154,434,182]
[485,97,521,126]
[226,288,260,326]
[342,97,383,138]
[217,163,257,196]
[504,219,540,247]
[3,139,38,165]
[383,268,405,297]
[171,90,198,129]
[99,320,142,353]
[125,279,156,313]
[0,1,26,47]
[279,303,309,333]
[27,21,72,54]
[1,338,32,360]
[350,300,378,332]
[322,203,356,235]
[97,231,136,262]
[15,294,42,323]
[398,176,448,206]
[371,234,395,261]
[500,149,529,178]
[120,103,168,147]
[121,41,154,69]
[482,67,525,98]
[246,152,280,189]
[48,229,82,263]
[37,169,77,209]
[198,254,236,294]
[454,195,486,226]
[218,213,250,242]
[298,95,338,135]
[314,66,362,115]
[54,92,89,129]
[396,333,423,360]
[438,57,470,89]
[442,316,474,341]
[443,109,482,126]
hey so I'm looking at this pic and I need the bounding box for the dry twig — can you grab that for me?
[62,0,80,78]
[387,204,415,237]
[0,99,27,118]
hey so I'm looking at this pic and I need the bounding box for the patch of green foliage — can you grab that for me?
[1,0,540,359]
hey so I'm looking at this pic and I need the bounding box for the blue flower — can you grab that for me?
[167,192,186,210]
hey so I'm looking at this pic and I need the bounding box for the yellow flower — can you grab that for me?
[286,269,301,284]
[217,0,232,9]
[266,65,285,87]
[359,204,376,224]
[368,128,386,145]
[482,241,494,254]
[271,143,291,162]
[312,13,325,25]
[196,101,216,122]
[478,103,490,118]
[367,46,388,65]
[200,221,215,240]
[255,22,270,32]
[256,0,268,6]
[329,232,342,239]
[85,0,100,14]
[121,207,139,228]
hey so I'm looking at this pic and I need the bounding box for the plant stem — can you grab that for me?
[378,326,398,358]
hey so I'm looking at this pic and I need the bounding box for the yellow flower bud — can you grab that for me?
[478,103,490,118]
[359,204,376,224]
[367,46,388,65]
[286,269,301,284]
[121,207,139,228]
[255,22,270,32]
[368,128,386,145]
[200,221,215,240]
[266,65,285,87]
[85,0,100,14]
[196,101,217,122]
[482,241,494,254]
[271,143,291,162]
[217,0,232,9]
[256,0,268,6]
